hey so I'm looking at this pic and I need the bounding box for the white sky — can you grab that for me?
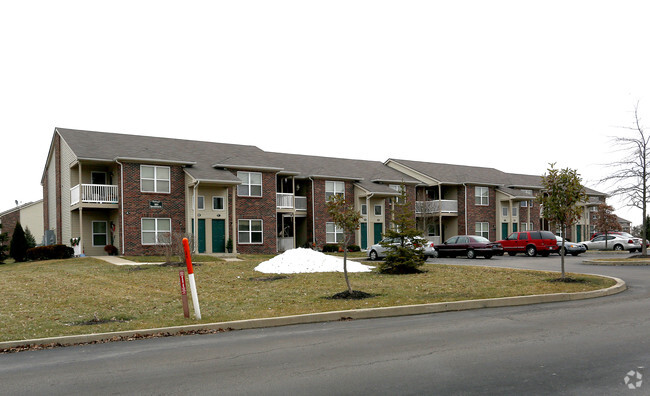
[1,1,649,225]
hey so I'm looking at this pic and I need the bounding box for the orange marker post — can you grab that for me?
[182,238,201,320]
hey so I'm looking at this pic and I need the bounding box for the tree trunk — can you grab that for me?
[560,223,566,279]
[343,243,352,294]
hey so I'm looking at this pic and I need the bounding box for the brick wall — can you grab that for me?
[463,185,497,239]
[0,210,20,241]
[233,171,277,254]
[120,163,187,256]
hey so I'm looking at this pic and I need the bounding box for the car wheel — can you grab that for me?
[508,252,517,256]
[466,249,476,259]
[369,250,379,260]
[432,250,439,258]
[613,244,624,251]
[526,245,537,257]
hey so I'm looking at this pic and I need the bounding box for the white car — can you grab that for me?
[582,234,641,252]
[367,238,433,260]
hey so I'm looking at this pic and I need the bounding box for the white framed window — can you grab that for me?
[502,207,508,217]
[213,196,224,210]
[92,221,108,246]
[237,171,262,197]
[475,187,489,206]
[520,222,528,231]
[141,218,171,245]
[475,222,489,239]
[389,184,404,203]
[91,171,107,185]
[521,200,527,207]
[590,206,598,212]
[512,206,518,217]
[361,204,367,216]
[141,165,170,193]
[197,196,205,210]
[374,205,382,216]
[238,219,263,244]
[325,181,345,200]
[326,222,344,243]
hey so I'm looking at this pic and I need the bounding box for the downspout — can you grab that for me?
[193,180,200,254]
[438,184,443,241]
[366,193,374,249]
[309,177,316,247]
[116,159,125,255]
[463,183,468,235]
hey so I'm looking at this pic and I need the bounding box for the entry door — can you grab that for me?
[197,219,206,253]
[576,225,582,242]
[360,223,368,250]
[501,223,509,240]
[373,223,383,244]
[212,219,226,253]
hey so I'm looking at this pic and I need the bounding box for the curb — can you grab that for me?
[0,275,626,351]
[582,259,650,266]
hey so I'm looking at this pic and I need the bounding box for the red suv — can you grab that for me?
[497,231,559,257]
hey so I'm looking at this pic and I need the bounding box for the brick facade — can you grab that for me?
[234,171,277,254]
[120,163,187,256]
[0,210,20,241]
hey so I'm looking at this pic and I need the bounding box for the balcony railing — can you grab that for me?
[276,193,308,211]
[71,184,119,205]
[416,200,458,214]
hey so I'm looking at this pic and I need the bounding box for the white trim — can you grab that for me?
[141,218,172,245]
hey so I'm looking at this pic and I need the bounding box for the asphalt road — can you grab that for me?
[1,253,648,395]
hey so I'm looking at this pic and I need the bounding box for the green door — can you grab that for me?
[212,219,226,253]
[360,223,368,249]
[373,223,383,244]
[512,223,518,233]
[198,219,206,253]
[576,225,582,242]
[502,223,509,239]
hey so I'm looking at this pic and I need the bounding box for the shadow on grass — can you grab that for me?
[327,290,377,300]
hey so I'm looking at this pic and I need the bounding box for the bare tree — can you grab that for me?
[600,102,649,255]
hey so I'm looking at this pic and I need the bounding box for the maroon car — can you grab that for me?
[433,235,504,259]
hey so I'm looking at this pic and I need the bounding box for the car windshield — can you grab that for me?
[472,236,490,243]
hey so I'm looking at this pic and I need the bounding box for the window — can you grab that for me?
[91,171,107,185]
[521,200,528,208]
[520,222,528,231]
[325,181,345,200]
[374,205,382,216]
[237,172,262,197]
[238,219,263,244]
[512,206,518,217]
[141,218,171,245]
[475,187,489,206]
[326,222,344,243]
[92,221,107,246]
[502,207,508,217]
[389,184,404,203]
[141,165,170,193]
[213,196,224,210]
[197,196,205,210]
[475,222,489,239]
[361,204,367,216]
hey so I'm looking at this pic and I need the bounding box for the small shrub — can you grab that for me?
[378,246,425,274]
[26,245,74,261]
[347,245,361,252]
[322,244,340,253]
[104,245,118,256]
[10,222,28,262]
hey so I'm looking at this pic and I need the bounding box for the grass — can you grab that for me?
[0,256,615,343]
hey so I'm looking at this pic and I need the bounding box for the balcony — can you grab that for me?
[276,193,307,211]
[416,200,458,215]
[71,184,119,206]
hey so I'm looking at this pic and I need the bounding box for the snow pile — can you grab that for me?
[254,248,375,274]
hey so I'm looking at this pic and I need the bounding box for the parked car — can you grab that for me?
[496,230,559,257]
[432,235,504,259]
[367,238,430,260]
[555,236,586,256]
[582,234,641,252]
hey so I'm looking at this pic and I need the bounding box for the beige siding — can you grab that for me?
[20,201,44,245]
[60,139,76,245]
[46,152,57,231]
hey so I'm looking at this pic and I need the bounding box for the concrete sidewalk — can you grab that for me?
[92,256,163,265]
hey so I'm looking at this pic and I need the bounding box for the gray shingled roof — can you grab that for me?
[55,128,419,194]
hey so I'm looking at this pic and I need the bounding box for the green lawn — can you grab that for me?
[0,256,615,342]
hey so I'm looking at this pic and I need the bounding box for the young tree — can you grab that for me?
[600,102,649,255]
[593,203,622,249]
[0,223,8,263]
[24,227,37,250]
[10,222,28,263]
[326,194,362,295]
[538,164,587,279]
[379,185,426,274]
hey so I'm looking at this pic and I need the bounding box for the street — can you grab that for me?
[1,253,648,395]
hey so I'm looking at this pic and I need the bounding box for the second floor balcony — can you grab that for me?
[277,193,307,212]
[416,199,458,215]
[71,184,119,206]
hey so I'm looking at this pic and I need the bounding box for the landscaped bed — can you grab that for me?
[0,255,615,343]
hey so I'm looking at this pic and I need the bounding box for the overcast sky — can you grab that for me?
[2,1,649,225]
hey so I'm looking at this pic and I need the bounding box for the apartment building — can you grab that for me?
[40,128,608,256]
[41,128,419,256]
